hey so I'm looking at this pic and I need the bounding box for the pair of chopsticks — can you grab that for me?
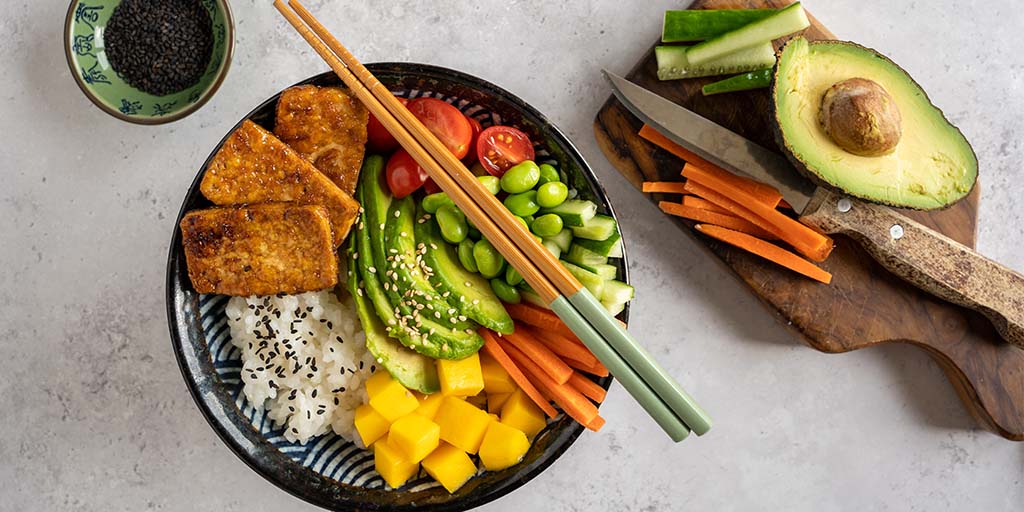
[274,0,711,442]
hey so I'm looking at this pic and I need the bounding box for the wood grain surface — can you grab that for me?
[593,0,1023,440]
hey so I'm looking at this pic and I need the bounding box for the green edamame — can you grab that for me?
[457,239,478,273]
[436,204,468,244]
[536,181,569,208]
[514,216,530,230]
[490,278,521,304]
[505,265,523,286]
[478,175,501,195]
[473,239,506,279]
[500,161,540,194]
[422,192,455,214]
[537,163,560,185]
[522,215,535,225]
[503,190,540,217]
[530,213,564,237]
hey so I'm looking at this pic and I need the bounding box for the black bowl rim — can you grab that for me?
[166,63,630,511]
[63,0,235,125]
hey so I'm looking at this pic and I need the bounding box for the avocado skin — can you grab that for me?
[770,37,978,211]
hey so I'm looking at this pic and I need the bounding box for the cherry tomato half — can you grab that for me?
[385,149,428,199]
[407,98,473,159]
[422,177,442,195]
[463,116,483,164]
[476,126,535,176]
[367,97,408,153]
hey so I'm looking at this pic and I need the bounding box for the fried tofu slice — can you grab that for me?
[180,204,338,296]
[274,85,369,197]
[200,119,358,246]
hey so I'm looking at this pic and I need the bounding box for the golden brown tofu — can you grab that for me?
[200,120,358,246]
[180,204,338,296]
[274,85,369,197]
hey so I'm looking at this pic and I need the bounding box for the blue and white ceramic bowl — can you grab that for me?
[166,64,628,511]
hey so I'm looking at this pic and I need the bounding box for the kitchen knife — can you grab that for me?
[603,70,1024,349]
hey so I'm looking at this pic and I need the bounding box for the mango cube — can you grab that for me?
[366,370,393,399]
[437,353,485,397]
[480,353,516,394]
[486,392,512,414]
[415,392,445,420]
[434,396,492,453]
[354,404,390,447]
[422,442,478,493]
[388,414,440,463]
[479,421,531,471]
[374,439,419,489]
[369,376,420,422]
[500,389,547,438]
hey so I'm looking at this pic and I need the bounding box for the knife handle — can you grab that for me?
[800,188,1024,349]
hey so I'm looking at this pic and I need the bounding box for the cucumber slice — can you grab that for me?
[575,262,618,281]
[561,261,604,298]
[607,239,623,258]
[518,285,550,310]
[686,2,809,65]
[571,214,616,241]
[701,68,773,96]
[540,199,597,228]
[601,299,626,317]
[656,43,776,80]
[565,244,609,267]
[542,239,562,260]
[662,8,777,42]
[601,279,635,304]
[544,228,574,253]
[573,220,622,257]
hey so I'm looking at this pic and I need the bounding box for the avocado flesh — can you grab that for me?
[773,37,978,210]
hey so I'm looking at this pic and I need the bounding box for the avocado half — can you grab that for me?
[771,37,978,210]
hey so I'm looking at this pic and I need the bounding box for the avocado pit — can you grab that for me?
[819,77,902,157]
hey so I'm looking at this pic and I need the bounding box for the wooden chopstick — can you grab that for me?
[275,0,710,440]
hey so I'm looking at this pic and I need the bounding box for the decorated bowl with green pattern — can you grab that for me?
[64,0,234,124]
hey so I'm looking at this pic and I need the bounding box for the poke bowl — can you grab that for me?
[166,63,630,511]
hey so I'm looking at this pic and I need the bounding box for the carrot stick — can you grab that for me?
[684,165,834,262]
[564,356,610,378]
[504,302,577,340]
[695,224,833,284]
[502,342,600,428]
[778,198,794,210]
[682,181,780,239]
[504,329,573,385]
[681,195,730,215]
[528,326,599,367]
[480,330,558,418]
[659,201,777,240]
[639,125,782,207]
[584,415,606,432]
[642,181,687,194]
[568,372,607,403]
[679,162,782,209]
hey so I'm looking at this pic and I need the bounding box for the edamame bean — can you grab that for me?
[505,265,523,286]
[473,239,506,279]
[537,163,560,185]
[536,181,569,208]
[422,192,455,214]
[490,278,521,304]
[457,239,478,273]
[436,205,468,244]
[478,175,501,195]
[530,213,564,237]
[522,215,535,225]
[514,216,530,230]
[503,190,540,217]
[500,161,540,194]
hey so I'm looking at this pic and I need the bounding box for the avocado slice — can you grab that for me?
[414,205,514,334]
[345,239,440,394]
[772,37,977,210]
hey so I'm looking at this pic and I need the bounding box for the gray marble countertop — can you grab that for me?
[2,1,1022,510]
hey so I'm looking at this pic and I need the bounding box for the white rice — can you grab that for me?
[225,289,376,445]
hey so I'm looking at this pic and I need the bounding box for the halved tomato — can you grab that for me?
[463,116,483,164]
[385,149,428,199]
[367,97,408,153]
[476,126,535,176]
[407,98,473,159]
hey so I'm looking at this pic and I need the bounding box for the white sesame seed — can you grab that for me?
[394,210,401,218]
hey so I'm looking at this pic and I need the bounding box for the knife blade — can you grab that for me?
[602,69,1024,349]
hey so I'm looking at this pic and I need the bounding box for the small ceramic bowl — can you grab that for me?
[64,0,234,124]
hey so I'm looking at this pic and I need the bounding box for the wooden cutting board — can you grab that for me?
[594,0,1024,440]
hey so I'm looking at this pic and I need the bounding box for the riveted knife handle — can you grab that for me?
[800,188,1024,349]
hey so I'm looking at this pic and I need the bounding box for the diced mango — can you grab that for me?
[354,404,390,447]
[479,421,531,471]
[437,353,485,397]
[480,353,516,394]
[500,389,547,438]
[486,392,512,414]
[422,442,478,493]
[369,377,420,422]
[374,439,419,489]
[388,414,440,463]
[415,392,445,421]
[488,413,499,422]
[366,370,393,399]
[434,396,492,454]
[465,392,487,409]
